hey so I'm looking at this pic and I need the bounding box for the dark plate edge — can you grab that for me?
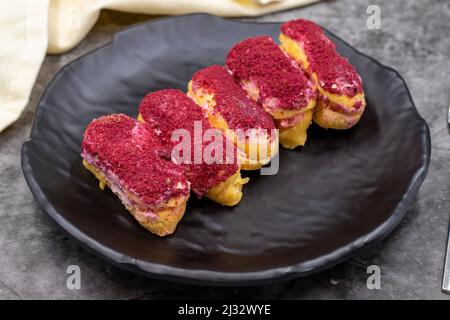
[21,13,431,286]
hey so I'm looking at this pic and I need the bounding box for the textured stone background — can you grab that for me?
[0,0,449,299]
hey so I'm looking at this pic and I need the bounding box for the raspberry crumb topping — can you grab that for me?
[226,36,316,110]
[281,19,363,96]
[82,114,189,206]
[191,65,275,136]
[138,89,239,196]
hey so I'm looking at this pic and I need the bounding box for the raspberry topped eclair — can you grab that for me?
[280,19,366,129]
[81,114,190,237]
[226,36,317,149]
[138,89,248,206]
[188,65,278,170]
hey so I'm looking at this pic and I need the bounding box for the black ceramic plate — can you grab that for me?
[21,14,430,285]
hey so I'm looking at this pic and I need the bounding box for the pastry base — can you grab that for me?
[206,170,249,206]
[83,160,188,236]
[279,109,313,149]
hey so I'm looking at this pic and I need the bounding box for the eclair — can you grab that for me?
[138,89,248,206]
[226,36,317,149]
[280,19,366,129]
[81,114,190,237]
[188,65,278,170]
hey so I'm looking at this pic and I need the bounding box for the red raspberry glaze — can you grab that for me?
[191,65,275,137]
[226,36,316,111]
[138,89,239,197]
[281,19,363,97]
[82,114,189,206]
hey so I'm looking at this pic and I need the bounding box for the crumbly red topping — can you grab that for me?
[138,89,239,197]
[191,65,275,137]
[281,19,363,96]
[226,36,316,110]
[81,114,189,206]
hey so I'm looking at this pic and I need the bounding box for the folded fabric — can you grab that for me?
[0,0,48,132]
[0,0,319,132]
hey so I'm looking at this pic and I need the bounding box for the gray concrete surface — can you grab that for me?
[0,0,449,299]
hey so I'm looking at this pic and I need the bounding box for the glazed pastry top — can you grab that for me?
[138,89,240,196]
[281,19,363,97]
[191,65,275,135]
[226,36,316,110]
[82,114,190,206]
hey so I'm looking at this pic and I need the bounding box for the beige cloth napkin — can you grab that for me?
[0,0,319,132]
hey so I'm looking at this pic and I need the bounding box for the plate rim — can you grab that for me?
[21,13,431,286]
